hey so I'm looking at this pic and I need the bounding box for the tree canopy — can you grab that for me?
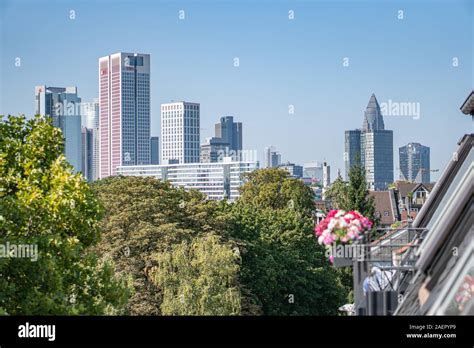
[91,176,243,315]
[0,115,128,315]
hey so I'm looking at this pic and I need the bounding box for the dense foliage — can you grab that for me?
[150,234,241,315]
[91,176,242,315]
[93,169,347,315]
[324,163,375,220]
[0,115,128,315]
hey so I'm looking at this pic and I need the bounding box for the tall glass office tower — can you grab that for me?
[344,94,394,190]
[150,136,159,165]
[399,143,430,183]
[81,99,99,181]
[98,52,151,178]
[201,116,243,163]
[35,85,82,172]
[215,116,242,153]
[344,129,362,180]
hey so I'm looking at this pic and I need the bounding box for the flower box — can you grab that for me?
[314,209,373,264]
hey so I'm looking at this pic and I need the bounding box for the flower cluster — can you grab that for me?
[315,209,373,246]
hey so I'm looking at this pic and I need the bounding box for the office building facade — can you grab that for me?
[201,116,243,163]
[150,136,159,165]
[399,143,430,183]
[200,137,230,163]
[98,52,151,178]
[215,116,242,154]
[117,158,258,201]
[279,162,303,178]
[81,99,99,180]
[161,101,200,164]
[344,129,362,180]
[81,127,94,181]
[323,161,331,188]
[361,130,394,190]
[35,85,82,172]
[264,146,281,168]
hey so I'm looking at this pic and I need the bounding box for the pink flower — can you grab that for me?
[314,209,373,262]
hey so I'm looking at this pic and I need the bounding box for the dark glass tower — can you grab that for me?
[215,116,242,153]
[344,129,361,180]
[150,136,159,165]
[399,143,430,183]
[201,116,243,163]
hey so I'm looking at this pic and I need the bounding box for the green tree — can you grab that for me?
[324,176,349,210]
[239,168,315,216]
[0,115,128,315]
[346,161,375,219]
[91,176,246,315]
[229,168,346,315]
[325,163,375,220]
[150,234,241,315]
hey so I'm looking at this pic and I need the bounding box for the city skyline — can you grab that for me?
[1,0,472,180]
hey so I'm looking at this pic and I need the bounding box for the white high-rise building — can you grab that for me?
[323,161,331,188]
[161,101,200,164]
[98,52,151,178]
[264,146,281,168]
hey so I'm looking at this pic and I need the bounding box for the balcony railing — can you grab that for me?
[334,225,429,316]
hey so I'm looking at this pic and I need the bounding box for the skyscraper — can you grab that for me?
[161,101,200,164]
[200,116,243,163]
[344,94,394,190]
[82,99,99,181]
[215,116,242,154]
[264,146,281,168]
[344,129,361,180]
[35,85,82,172]
[150,136,159,165]
[98,52,151,178]
[323,161,331,188]
[82,98,99,129]
[81,127,94,181]
[399,143,430,183]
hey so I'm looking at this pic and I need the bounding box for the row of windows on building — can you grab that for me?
[161,104,199,111]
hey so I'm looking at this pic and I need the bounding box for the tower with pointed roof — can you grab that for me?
[363,93,385,131]
[344,94,394,191]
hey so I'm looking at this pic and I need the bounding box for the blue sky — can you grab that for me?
[0,0,472,180]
